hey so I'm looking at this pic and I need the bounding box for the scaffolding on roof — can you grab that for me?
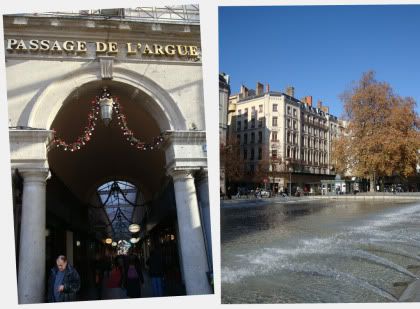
[10,5,200,25]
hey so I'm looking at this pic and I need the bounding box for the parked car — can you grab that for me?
[260,190,271,198]
[396,185,404,193]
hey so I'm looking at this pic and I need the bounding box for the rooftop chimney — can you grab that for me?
[320,106,329,113]
[305,96,313,107]
[266,83,270,93]
[317,100,322,108]
[285,86,295,97]
[240,85,249,99]
[256,82,264,96]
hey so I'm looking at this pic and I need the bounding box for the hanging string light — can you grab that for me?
[113,96,165,150]
[50,88,165,152]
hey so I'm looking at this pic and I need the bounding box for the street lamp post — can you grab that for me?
[289,167,293,197]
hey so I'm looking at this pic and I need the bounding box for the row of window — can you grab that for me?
[243,147,329,165]
[237,103,299,118]
[243,148,329,165]
[284,147,328,165]
[237,115,335,134]
[243,147,263,161]
[237,131,263,144]
[303,114,328,127]
[237,118,264,130]
[302,136,329,150]
[237,129,331,149]
[303,125,329,138]
[237,105,264,117]
[237,103,333,127]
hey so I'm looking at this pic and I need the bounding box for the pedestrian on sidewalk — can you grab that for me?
[255,187,260,198]
[236,187,241,199]
[47,255,80,302]
[125,254,145,298]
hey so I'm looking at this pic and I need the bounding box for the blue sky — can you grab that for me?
[219,5,420,117]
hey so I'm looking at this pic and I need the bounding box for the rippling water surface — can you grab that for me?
[221,200,420,303]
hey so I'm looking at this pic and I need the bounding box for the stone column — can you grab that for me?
[18,168,49,304]
[171,170,212,295]
[195,170,212,269]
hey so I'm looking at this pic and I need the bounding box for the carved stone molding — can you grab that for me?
[9,129,53,170]
[163,130,207,173]
[99,56,114,79]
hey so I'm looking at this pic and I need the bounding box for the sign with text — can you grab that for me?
[5,38,200,61]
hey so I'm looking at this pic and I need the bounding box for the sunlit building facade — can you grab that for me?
[227,83,340,193]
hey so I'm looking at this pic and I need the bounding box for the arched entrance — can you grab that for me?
[11,71,212,303]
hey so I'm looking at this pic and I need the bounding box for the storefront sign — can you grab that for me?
[5,38,200,59]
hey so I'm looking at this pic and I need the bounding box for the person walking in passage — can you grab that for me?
[93,253,106,300]
[47,255,81,302]
[104,259,126,299]
[147,248,164,297]
[125,254,144,298]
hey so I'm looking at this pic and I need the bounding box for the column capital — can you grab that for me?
[9,129,53,171]
[19,168,50,183]
[163,130,208,173]
[167,169,195,181]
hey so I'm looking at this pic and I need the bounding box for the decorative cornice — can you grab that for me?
[9,129,54,143]
[163,130,206,147]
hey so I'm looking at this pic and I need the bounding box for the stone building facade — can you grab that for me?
[219,73,230,193]
[227,83,341,193]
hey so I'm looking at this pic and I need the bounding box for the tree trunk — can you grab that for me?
[369,175,375,192]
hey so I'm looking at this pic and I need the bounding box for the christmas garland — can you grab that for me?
[51,96,165,152]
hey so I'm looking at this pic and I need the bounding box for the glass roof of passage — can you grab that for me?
[97,180,137,240]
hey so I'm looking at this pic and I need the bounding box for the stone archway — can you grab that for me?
[12,64,211,303]
[27,64,187,131]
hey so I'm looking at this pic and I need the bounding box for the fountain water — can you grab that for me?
[221,200,420,303]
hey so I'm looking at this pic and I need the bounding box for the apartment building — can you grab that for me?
[227,83,340,193]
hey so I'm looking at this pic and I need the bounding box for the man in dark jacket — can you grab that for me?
[47,255,81,302]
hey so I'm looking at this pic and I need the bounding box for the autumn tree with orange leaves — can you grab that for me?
[332,71,420,192]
